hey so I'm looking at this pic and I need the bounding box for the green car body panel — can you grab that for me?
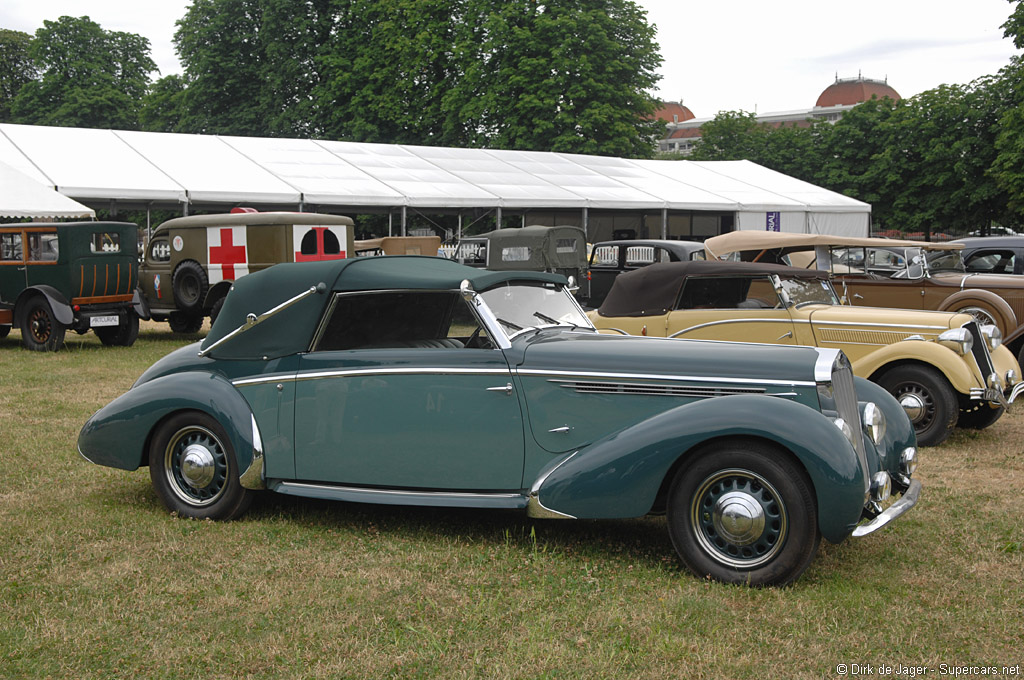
[79,255,919,578]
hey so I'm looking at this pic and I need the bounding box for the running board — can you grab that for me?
[270,480,529,510]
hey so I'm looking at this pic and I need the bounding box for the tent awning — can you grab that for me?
[0,160,95,219]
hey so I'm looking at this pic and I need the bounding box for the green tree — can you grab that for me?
[689,111,821,183]
[139,74,188,132]
[0,29,37,121]
[9,16,156,129]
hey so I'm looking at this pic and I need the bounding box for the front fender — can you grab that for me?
[532,394,868,544]
[853,375,916,476]
[938,289,1016,335]
[78,371,258,477]
[858,340,979,396]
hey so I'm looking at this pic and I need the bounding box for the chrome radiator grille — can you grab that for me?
[830,353,870,494]
[965,321,995,379]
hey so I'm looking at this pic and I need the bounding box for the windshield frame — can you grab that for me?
[475,280,595,343]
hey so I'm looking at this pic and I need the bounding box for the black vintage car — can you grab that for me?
[582,239,705,308]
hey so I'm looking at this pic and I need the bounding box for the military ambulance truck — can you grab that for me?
[139,211,355,333]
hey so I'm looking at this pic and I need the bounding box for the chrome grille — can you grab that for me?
[830,353,870,494]
[551,379,766,398]
[965,321,995,379]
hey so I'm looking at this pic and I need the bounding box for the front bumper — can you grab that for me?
[852,479,922,537]
[969,381,1024,409]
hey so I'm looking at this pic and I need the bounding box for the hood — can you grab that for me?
[807,305,967,333]
[518,330,827,386]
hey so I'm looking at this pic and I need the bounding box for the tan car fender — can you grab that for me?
[938,289,1017,336]
[856,340,981,397]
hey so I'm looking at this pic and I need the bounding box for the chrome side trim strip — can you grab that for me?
[274,481,528,508]
[239,414,266,490]
[517,368,815,388]
[232,367,511,387]
[550,378,765,398]
[852,479,922,537]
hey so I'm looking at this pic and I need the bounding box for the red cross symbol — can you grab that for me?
[209,227,247,280]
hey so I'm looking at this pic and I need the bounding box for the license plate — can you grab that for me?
[90,315,119,328]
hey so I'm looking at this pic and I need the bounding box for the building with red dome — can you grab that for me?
[656,75,901,154]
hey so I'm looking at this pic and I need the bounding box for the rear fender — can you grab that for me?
[531,394,868,544]
[78,372,259,480]
[16,285,73,326]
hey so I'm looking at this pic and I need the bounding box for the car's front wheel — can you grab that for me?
[149,411,253,520]
[667,442,820,587]
[876,364,958,447]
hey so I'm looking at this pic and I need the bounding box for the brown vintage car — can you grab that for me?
[704,232,1024,362]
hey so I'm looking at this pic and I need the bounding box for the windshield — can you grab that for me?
[778,277,840,306]
[479,281,593,339]
[925,249,966,273]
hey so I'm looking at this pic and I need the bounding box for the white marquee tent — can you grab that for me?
[0,159,95,219]
[0,123,870,236]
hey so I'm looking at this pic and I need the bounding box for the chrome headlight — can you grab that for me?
[832,417,856,447]
[901,447,918,476]
[980,324,1002,350]
[870,471,892,502]
[860,402,886,446]
[1006,369,1018,386]
[937,327,973,355]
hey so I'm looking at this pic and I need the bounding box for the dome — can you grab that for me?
[652,101,695,124]
[816,76,901,107]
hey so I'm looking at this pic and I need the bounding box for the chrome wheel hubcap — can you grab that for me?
[164,425,228,507]
[691,468,787,568]
[180,444,216,489]
[898,392,926,422]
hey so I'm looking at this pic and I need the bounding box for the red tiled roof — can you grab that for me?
[652,101,695,123]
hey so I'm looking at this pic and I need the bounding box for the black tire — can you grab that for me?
[168,311,204,334]
[209,296,225,325]
[0,324,10,339]
[172,260,208,313]
[957,403,1004,430]
[20,297,66,352]
[148,411,253,520]
[94,312,139,347]
[876,364,958,447]
[667,442,820,587]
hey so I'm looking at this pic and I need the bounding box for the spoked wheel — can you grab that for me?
[149,412,252,520]
[20,297,66,351]
[168,311,204,334]
[877,365,958,447]
[956,306,999,329]
[667,442,820,586]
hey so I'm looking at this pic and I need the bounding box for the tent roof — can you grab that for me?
[0,160,95,219]
[0,123,870,216]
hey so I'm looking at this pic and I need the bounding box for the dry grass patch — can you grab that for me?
[2,326,1024,678]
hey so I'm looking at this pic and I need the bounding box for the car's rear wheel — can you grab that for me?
[168,311,203,334]
[876,364,958,446]
[149,411,253,520]
[20,297,65,351]
[957,403,1004,430]
[667,442,820,586]
[95,313,139,346]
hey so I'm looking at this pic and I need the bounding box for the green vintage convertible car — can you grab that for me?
[79,256,920,586]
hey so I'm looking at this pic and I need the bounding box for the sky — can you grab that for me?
[1,0,1020,118]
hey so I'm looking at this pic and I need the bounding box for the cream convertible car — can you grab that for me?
[589,260,1024,446]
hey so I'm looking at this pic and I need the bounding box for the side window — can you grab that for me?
[149,239,171,263]
[964,250,1014,274]
[625,246,655,266]
[590,245,619,267]
[90,232,120,253]
[676,277,750,309]
[1,232,23,261]
[315,291,485,351]
[27,232,59,262]
[501,246,530,262]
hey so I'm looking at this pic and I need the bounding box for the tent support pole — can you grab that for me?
[401,206,407,236]
[496,207,502,229]
[582,208,589,241]
[661,208,668,239]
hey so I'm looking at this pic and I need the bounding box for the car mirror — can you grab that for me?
[460,279,476,301]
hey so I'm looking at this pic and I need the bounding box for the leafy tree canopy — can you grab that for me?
[9,16,156,129]
[0,29,37,121]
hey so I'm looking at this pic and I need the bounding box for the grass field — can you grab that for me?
[2,322,1022,679]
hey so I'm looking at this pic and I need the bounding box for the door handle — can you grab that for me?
[548,426,572,434]
[777,331,793,341]
[486,383,514,396]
